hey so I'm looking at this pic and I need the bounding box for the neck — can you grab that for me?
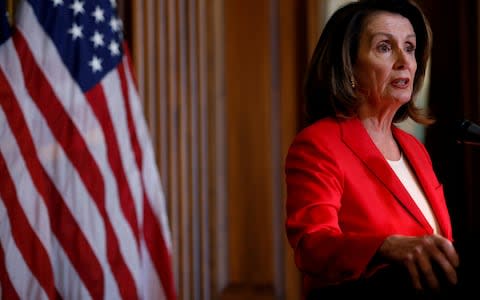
[356,94,403,129]
[357,110,401,161]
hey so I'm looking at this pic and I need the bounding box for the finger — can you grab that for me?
[406,258,423,290]
[415,248,440,290]
[436,237,460,268]
[430,246,458,285]
[432,255,458,286]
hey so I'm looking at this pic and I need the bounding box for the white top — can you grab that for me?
[387,154,441,234]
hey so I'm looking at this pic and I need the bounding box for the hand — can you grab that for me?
[378,234,459,291]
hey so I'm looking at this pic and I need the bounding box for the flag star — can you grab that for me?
[68,23,83,40]
[90,31,104,48]
[108,40,120,56]
[110,0,117,8]
[51,0,64,7]
[88,56,103,73]
[69,0,85,16]
[91,6,105,23]
[109,17,121,32]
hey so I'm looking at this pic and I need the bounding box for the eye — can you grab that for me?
[405,43,416,53]
[377,42,391,53]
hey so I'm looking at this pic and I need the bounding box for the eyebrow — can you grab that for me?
[370,32,416,41]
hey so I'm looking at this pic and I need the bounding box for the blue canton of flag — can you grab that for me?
[29,0,123,91]
[0,1,10,44]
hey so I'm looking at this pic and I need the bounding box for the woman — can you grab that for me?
[284,0,459,298]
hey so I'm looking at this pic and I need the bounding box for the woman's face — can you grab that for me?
[353,12,417,108]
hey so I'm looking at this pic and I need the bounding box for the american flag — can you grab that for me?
[0,0,176,299]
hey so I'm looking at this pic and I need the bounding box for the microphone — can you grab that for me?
[456,120,480,145]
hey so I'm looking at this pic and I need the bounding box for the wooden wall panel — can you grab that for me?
[223,0,275,296]
[278,1,305,299]
[206,0,228,297]
[223,0,280,298]
[221,0,303,299]
[130,0,303,299]
[131,0,219,299]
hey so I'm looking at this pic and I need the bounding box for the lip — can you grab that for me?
[390,78,410,88]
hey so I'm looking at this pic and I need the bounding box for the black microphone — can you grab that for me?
[456,120,480,145]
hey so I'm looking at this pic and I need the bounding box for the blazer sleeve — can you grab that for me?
[285,128,387,285]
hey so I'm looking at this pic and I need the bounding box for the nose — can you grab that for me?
[393,49,414,70]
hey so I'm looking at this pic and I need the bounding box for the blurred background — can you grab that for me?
[6,0,480,299]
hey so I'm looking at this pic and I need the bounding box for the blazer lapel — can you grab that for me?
[393,127,450,237]
[339,118,432,232]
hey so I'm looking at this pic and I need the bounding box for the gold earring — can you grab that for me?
[350,78,356,89]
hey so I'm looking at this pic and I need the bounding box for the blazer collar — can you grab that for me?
[339,118,437,233]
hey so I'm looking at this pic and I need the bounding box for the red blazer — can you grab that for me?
[285,117,452,294]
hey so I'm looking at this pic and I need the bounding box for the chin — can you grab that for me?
[392,94,413,104]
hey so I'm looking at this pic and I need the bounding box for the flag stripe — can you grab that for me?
[140,242,167,300]
[85,85,139,247]
[15,5,140,298]
[0,39,104,297]
[0,60,104,299]
[84,85,141,247]
[85,83,143,292]
[118,59,142,169]
[0,244,19,300]
[123,56,173,251]
[11,30,138,300]
[100,67,150,286]
[102,57,144,228]
[118,61,176,299]
[0,147,56,299]
[143,201,177,300]
[0,196,48,300]
[0,0,176,298]
[0,208,20,300]
[0,32,120,299]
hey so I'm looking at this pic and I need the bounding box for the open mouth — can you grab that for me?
[391,78,409,88]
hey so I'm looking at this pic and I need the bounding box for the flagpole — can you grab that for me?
[6,0,14,22]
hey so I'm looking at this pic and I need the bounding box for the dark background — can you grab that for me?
[421,0,480,287]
